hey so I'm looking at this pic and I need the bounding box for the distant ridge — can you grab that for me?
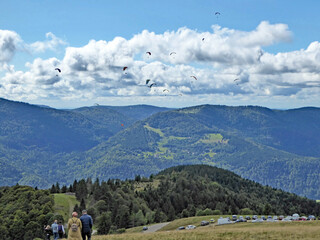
[0,97,320,199]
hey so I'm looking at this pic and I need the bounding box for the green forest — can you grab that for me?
[1,165,320,239]
[0,185,56,240]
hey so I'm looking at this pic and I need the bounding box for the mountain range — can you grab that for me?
[0,97,319,199]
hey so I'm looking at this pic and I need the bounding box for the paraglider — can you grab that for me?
[190,75,197,80]
[215,12,220,15]
[234,78,240,85]
[121,123,124,127]
[146,51,151,56]
[123,66,128,74]
[163,89,169,93]
[55,68,61,76]
[148,83,156,88]
[170,52,176,56]
[146,79,151,85]
[202,38,205,41]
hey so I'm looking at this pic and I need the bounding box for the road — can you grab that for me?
[143,222,171,233]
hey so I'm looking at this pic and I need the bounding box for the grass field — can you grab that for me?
[53,193,79,222]
[92,221,320,240]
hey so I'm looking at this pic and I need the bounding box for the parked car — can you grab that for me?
[308,215,316,220]
[252,215,258,220]
[292,213,300,221]
[186,225,196,230]
[143,226,148,231]
[252,218,264,223]
[266,216,274,222]
[278,215,284,220]
[236,216,247,222]
[232,215,238,221]
[299,216,307,221]
[217,218,235,225]
[273,216,278,221]
[261,216,266,220]
[210,219,215,223]
[177,226,185,230]
[282,216,292,222]
[245,216,251,220]
[201,220,210,226]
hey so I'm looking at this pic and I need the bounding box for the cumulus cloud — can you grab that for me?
[28,32,67,53]
[1,21,320,107]
[0,30,21,68]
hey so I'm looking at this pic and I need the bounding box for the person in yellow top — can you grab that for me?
[67,212,82,240]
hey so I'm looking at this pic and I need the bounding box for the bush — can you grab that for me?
[116,228,126,234]
[239,208,253,215]
[212,209,222,215]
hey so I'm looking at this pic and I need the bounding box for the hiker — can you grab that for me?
[67,212,82,240]
[80,209,93,240]
[51,220,59,240]
[44,225,52,240]
[58,221,65,239]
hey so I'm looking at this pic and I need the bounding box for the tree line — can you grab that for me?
[54,165,320,234]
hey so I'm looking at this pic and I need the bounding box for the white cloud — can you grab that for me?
[0,30,21,68]
[29,32,67,53]
[1,22,320,108]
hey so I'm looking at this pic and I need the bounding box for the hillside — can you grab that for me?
[0,98,169,187]
[1,99,320,199]
[68,165,320,235]
[80,105,320,199]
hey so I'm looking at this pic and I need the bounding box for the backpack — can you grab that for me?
[58,225,63,233]
[71,219,78,232]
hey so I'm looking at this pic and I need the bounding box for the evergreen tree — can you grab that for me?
[97,212,112,235]
[61,185,67,193]
[50,184,56,194]
[55,182,60,193]
[80,198,86,212]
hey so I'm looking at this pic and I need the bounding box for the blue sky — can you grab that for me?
[0,0,320,109]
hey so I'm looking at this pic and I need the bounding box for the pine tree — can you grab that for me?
[80,198,86,212]
[50,184,56,194]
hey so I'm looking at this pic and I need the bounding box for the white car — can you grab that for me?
[186,225,196,230]
[252,218,264,223]
[217,218,235,225]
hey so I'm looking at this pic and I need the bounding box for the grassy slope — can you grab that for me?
[54,193,79,222]
[92,221,320,240]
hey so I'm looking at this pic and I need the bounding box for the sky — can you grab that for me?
[0,0,320,109]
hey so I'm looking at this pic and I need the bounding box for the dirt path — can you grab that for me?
[143,222,171,233]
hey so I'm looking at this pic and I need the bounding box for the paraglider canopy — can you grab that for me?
[123,66,128,71]
[146,79,151,85]
[190,75,197,80]
[170,52,176,56]
[55,68,61,73]
[148,83,156,88]
[146,51,151,56]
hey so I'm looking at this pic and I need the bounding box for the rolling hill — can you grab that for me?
[79,105,320,199]
[1,98,320,199]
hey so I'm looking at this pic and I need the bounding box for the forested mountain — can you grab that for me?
[59,165,320,234]
[1,98,320,199]
[0,98,168,187]
[78,105,320,199]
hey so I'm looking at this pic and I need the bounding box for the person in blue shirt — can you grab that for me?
[80,210,93,240]
[51,219,59,240]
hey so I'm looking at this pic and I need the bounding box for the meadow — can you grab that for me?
[92,221,320,240]
[53,193,79,222]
